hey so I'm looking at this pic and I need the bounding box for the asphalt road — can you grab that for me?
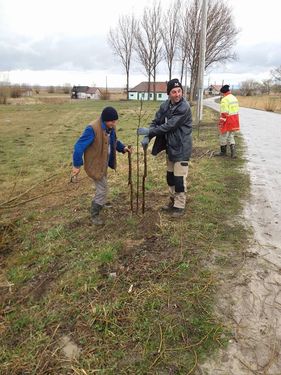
[202,97,281,375]
[204,97,281,256]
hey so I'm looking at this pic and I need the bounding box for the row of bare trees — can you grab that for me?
[238,66,281,96]
[239,77,281,96]
[108,0,239,100]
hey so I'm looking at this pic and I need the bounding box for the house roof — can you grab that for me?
[72,86,89,92]
[72,86,101,94]
[130,82,167,93]
[87,87,100,94]
[208,85,221,91]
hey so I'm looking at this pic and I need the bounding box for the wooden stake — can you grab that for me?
[142,146,147,214]
[127,145,133,213]
[136,99,143,214]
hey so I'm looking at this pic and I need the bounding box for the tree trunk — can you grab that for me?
[126,70,129,100]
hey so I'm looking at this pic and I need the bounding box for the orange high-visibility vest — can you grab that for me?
[218,93,240,134]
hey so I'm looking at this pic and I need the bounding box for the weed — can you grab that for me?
[95,243,119,264]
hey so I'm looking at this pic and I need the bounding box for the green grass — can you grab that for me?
[0,99,250,374]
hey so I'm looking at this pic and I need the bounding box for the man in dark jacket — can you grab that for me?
[72,106,131,225]
[137,78,192,217]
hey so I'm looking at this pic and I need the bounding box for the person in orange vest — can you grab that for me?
[215,84,240,158]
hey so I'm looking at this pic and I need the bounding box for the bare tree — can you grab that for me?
[205,1,238,67]
[108,15,137,100]
[261,79,273,95]
[179,0,201,100]
[180,0,239,101]
[161,1,181,81]
[62,83,72,94]
[178,3,193,84]
[134,2,163,100]
[271,65,281,83]
[239,79,261,96]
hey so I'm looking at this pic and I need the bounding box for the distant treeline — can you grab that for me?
[0,84,72,104]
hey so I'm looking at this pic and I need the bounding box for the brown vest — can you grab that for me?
[84,119,111,180]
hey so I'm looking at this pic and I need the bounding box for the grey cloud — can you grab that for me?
[1,32,280,79]
[0,33,117,71]
[227,42,281,73]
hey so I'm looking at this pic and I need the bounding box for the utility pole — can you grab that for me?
[195,0,208,125]
[184,59,188,99]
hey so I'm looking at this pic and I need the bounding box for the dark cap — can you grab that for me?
[101,106,119,122]
[220,85,230,93]
[167,78,183,95]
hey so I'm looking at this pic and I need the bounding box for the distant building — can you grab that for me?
[129,82,168,101]
[21,87,33,97]
[71,86,101,100]
[205,84,221,96]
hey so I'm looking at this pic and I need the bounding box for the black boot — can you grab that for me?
[161,197,175,212]
[91,202,104,225]
[230,144,237,159]
[171,207,185,218]
[214,145,227,157]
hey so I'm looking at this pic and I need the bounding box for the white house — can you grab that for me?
[86,87,102,99]
[205,84,221,96]
[129,82,168,101]
[71,86,101,100]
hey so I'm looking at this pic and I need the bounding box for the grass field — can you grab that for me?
[0,99,250,374]
[237,94,281,113]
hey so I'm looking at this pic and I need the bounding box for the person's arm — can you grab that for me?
[71,126,95,179]
[148,103,165,130]
[218,98,229,132]
[116,140,132,154]
[116,139,125,153]
[73,126,95,167]
[137,103,166,139]
[149,103,189,137]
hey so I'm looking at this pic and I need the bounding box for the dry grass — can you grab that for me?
[6,90,127,105]
[237,94,281,113]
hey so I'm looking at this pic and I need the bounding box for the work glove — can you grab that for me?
[137,127,149,136]
[141,136,150,149]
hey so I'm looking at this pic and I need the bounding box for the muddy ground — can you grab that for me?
[201,99,281,374]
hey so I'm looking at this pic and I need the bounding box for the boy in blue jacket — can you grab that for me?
[72,106,131,225]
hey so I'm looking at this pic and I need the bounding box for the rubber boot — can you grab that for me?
[171,207,185,218]
[214,145,227,157]
[230,144,237,159]
[161,197,175,212]
[91,202,104,225]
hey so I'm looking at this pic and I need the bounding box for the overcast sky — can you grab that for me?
[0,0,280,88]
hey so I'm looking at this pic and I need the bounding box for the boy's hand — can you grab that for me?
[70,167,80,183]
[124,146,132,153]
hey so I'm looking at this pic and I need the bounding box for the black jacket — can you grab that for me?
[148,97,192,161]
